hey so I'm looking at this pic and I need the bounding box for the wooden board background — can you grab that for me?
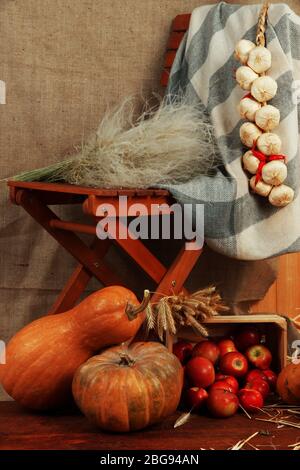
[252,254,300,319]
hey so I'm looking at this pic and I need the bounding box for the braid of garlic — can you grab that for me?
[235,2,294,208]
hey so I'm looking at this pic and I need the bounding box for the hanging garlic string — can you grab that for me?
[235,1,294,207]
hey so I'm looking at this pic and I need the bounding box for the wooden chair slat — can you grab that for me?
[8,180,170,198]
[160,14,191,86]
[160,69,170,87]
[136,189,153,196]
[172,14,191,31]
[116,189,137,196]
[83,195,171,217]
[164,50,176,68]
[167,31,185,50]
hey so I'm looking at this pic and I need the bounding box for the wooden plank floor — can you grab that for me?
[0,402,296,450]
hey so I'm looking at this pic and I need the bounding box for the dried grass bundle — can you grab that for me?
[12,96,217,188]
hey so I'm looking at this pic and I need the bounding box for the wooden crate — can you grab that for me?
[170,315,287,372]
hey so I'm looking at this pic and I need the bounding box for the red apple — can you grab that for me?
[210,380,235,394]
[238,388,264,413]
[192,340,220,365]
[207,389,239,418]
[234,326,261,352]
[263,369,277,389]
[218,338,237,357]
[245,369,268,384]
[185,356,215,388]
[245,378,270,399]
[246,345,272,370]
[186,387,208,410]
[219,351,248,378]
[215,374,239,394]
[173,340,193,364]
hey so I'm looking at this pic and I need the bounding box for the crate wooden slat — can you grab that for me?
[171,314,287,372]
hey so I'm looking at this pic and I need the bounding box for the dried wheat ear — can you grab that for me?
[144,287,229,341]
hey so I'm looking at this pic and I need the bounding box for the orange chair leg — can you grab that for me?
[48,238,112,314]
[151,243,204,350]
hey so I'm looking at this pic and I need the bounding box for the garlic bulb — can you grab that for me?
[262,160,287,186]
[250,176,272,197]
[251,76,278,102]
[257,132,281,155]
[236,66,259,90]
[235,39,256,64]
[255,105,280,131]
[242,150,260,174]
[269,185,294,207]
[239,97,261,121]
[240,122,262,148]
[247,46,272,74]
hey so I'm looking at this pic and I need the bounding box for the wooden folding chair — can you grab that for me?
[7,14,198,313]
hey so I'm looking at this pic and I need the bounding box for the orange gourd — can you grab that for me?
[277,363,300,405]
[72,341,183,432]
[0,286,145,410]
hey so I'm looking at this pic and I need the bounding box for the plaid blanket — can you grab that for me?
[165,2,300,260]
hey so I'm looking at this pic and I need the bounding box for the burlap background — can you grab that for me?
[1,1,299,400]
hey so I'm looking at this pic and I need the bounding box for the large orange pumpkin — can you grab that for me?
[0,286,145,410]
[72,341,184,432]
[277,363,300,405]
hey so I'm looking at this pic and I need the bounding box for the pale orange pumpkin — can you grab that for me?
[72,341,184,432]
[277,363,300,405]
[0,286,145,410]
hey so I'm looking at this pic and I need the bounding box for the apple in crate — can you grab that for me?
[263,369,277,389]
[186,387,208,410]
[192,340,220,365]
[173,340,193,364]
[246,345,272,370]
[234,326,261,351]
[218,339,237,357]
[185,357,215,388]
[220,351,248,378]
[246,369,268,383]
[210,380,236,394]
[215,374,239,394]
[245,378,270,399]
[207,389,239,418]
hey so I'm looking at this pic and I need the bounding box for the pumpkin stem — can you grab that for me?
[119,353,135,367]
[125,289,150,320]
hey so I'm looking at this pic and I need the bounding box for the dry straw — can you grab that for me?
[12,96,218,189]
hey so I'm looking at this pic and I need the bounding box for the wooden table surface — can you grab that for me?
[0,402,298,450]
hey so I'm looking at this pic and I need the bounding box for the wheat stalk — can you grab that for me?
[129,287,228,341]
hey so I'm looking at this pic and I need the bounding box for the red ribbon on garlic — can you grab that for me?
[251,143,286,185]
